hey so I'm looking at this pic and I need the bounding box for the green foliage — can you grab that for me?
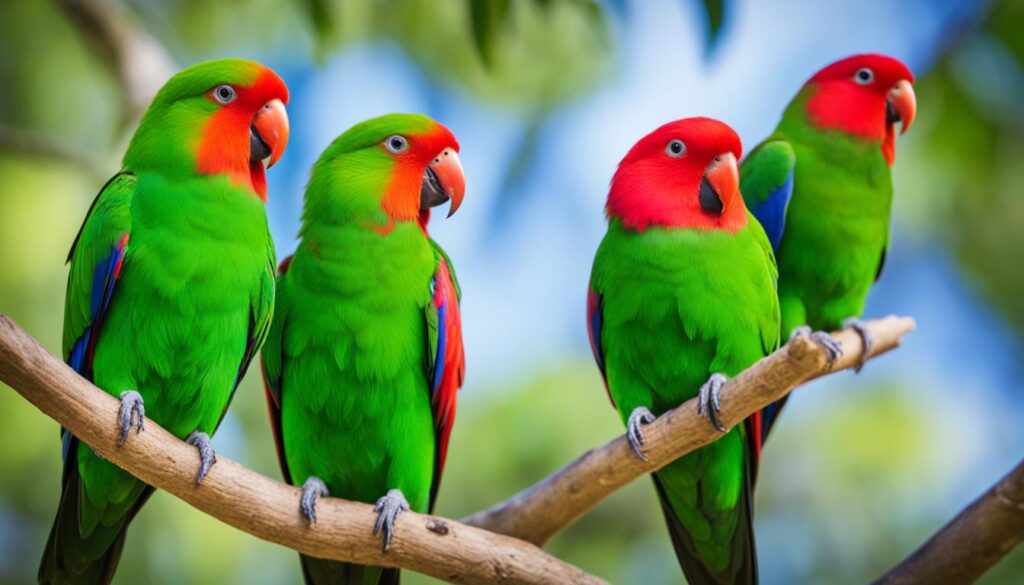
[700,0,725,52]
[468,0,511,67]
[899,0,1024,335]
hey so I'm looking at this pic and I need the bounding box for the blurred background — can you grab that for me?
[1,0,1023,583]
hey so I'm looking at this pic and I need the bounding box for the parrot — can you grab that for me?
[261,113,466,585]
[39,58,290,584]
[587,117,780,584]
[740,54,916,441]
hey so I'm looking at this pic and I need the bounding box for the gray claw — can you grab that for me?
[843,317,873,373]
[790,325,843,366]
[626,406,656,461]
[373,489,410,553]
[697,373,728,433]
[117,390,145,445]
[300,476,330,524]
[186,431,216,484]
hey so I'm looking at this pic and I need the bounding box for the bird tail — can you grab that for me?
[38,436,152,585]
[651,468,758,585]
[299,555,400,585]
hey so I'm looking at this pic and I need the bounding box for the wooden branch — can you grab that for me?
[462,315,917,545]
[874,457,1024,584]
[0,314,605,585]
[56,0,175,126]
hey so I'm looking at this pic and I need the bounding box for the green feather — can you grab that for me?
[42,59,276,584]
[262,114,456,585]
[743,90,892,335]
[591,217,779,584]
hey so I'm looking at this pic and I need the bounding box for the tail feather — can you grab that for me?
[38,437,152,585]
[299,555,400,585]
[651,469,757,585]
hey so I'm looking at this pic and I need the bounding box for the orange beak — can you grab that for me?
[887,79,916,135]
[250,98,289,168]
[422,147,466,217]
[699,152,739,215]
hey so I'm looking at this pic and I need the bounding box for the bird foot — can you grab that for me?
[697,373,728,432]
[300,476,330,524]
[185,431,217,484]
[626,406,656,461]
[373,489,410,553]
[790,325,842,366]
[117,390,145,446]
[843,317,873,373]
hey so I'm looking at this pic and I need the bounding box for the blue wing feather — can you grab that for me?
[432,292,448,396]
[751,172,793,251]
[741,140,796,253]
[68,234,128,378]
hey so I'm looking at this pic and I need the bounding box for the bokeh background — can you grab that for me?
[2,0,1023,583]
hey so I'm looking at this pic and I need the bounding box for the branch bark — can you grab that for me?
[462,315,917,545]
[874,457,1024,584]
[0,314,605,585]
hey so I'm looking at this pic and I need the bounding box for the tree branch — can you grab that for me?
[56,0,175,127]
[874,457,1024,584]
[462,315,917,545]
[0,314,605,585]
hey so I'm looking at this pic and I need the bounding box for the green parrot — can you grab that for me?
[741,54,916,440]
[261,113,467,585]
[587,118,780,584]
[39,59,290,584]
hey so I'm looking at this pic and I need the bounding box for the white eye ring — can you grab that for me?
[666,139,686,158]
[384,135,409,154]
[854,68,874,85]
[213,84,236,104]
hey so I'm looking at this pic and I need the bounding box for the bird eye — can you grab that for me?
[854,68,874,85]
[665,139,686,158]
[213,85,236,104]
[384,135,409,154]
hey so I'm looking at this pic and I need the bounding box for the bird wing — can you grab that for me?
[586,284,616,409]
[63,173,136,379]
[261,256,293,483]
[740,139,795,252]
[424,241,465,513]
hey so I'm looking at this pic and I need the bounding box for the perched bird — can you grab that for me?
[741,54,916,439]
[588,118,780,584]
[39,59,290,584]
[262,114,466,585]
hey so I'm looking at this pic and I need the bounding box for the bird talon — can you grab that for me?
[697,373,728,433]
[843,317,873,373]
[117,390,145,446]
[373,489,410,553]
[300,476,330,524]
[626,406,656,461]
[790,325,843,366]
[186,431,216,484]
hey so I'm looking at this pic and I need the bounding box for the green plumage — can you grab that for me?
[742,91,892,336]
[590,216,779,584]
[261,114,454,585]
[41,60,276,584]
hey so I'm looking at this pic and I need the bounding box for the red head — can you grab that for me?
[377,118,465,225]
[194,62,291,200]
[607,117,746,233]
[804,54,916,164]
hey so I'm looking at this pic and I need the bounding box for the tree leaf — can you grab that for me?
[468,0,511,67]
